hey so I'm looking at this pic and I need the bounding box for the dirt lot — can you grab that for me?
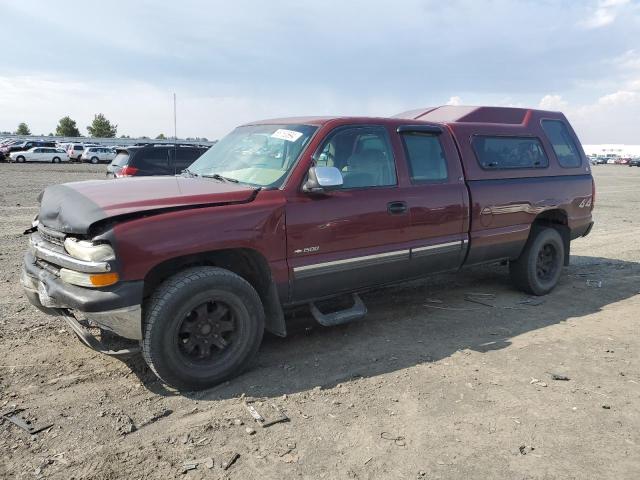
[0,163,639,479]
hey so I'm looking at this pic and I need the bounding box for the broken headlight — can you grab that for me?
[64,238,115,262]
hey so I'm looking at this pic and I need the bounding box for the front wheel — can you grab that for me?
[16,156,25,163]
[52,157,60,163]
[91,157,99,164]
[142,267,265,391]
[509,227,564,296]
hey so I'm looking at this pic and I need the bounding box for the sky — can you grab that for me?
[0,0,639,143]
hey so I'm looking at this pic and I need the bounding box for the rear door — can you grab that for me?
[30,148,43,162]
[286,125,413,301]
[395,125,469,275]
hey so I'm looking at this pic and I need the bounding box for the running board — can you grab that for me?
[309,294,367,327]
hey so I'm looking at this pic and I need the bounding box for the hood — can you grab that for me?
[38,176,259,234]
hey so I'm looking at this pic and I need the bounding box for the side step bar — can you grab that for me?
[309,294,367,327]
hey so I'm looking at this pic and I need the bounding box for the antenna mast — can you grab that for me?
[173,93,177,141]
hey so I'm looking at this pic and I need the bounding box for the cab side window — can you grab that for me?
[315,127,396,189]
[400,132,448,182]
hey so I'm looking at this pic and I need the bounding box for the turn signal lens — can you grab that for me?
[60,269,119,288]
[89,272,120,287]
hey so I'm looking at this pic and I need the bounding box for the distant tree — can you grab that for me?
[140,136,150,140]
[87,113,117,138]
[48,132,54,136]
[119,134,130,139]
[155,133,166,140]
[16,123,31,135]
[55,116,81,137]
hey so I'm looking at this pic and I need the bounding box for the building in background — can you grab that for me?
[583,145,640,158]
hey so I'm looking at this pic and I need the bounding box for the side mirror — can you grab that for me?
[302,166,343,193]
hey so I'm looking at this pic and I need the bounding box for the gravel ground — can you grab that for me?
[0,163,639,479]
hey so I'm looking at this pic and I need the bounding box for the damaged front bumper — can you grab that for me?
[21,250,144,343]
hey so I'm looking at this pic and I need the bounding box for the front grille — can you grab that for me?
[38,225,66,247]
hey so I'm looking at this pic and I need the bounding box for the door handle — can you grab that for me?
[387,201,408,215]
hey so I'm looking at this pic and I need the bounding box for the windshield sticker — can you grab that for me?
[271,129,304,142]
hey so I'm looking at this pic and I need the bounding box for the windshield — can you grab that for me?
[187,124,317,187]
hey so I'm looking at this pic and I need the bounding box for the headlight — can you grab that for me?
[64,238,115,262]
[60,269,119,288]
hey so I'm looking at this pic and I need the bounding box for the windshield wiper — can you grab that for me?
[200,173,239,183]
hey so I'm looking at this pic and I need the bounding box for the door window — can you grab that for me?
[172,148,203,172]
[400,132,448,182]
[136,149,170,173]
[315,126,396,189]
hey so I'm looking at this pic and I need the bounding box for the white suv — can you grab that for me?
[81,147,116,164]
[67,144,85,161]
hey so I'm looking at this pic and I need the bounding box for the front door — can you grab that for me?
[286,125,412,301]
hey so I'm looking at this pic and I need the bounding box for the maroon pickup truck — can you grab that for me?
[22,106,594,390]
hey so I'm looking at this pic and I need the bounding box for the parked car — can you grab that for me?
[1,140,57,161]
[106,144,207,178]
[21,106,594,390]
[66,144,85,161]
[81,146,116,164]
[10,147,69,163]
[629,158,640,167]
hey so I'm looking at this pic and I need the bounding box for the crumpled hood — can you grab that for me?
[38,176,259,234]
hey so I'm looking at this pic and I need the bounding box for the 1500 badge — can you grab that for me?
[294,246,320,254]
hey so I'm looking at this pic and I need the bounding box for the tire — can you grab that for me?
[52,157,60,163]
[509,227,564,296]
[142,266,265,391]
[91,157,99,164]
[16,156,25,163]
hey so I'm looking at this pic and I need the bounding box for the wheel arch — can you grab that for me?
[143,248,286,337]
[531,209,570,266]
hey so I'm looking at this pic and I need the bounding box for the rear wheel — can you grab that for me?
[509,227,564,296]
[142,267,265,391]
[52,157,60,163]
[91,156,99,164]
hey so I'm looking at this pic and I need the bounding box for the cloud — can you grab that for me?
[540,85,640,144]
[539,94,568,110]
[446,96,463,106]
[580,0,631,28]
[1,1,639,142]
[597,90,638,105]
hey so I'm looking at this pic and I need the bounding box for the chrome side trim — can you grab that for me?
[294,249,410,278]
[411,240,464,258]
[30,236,111,273]
[293,239,469,279]
[411,240,461,253]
